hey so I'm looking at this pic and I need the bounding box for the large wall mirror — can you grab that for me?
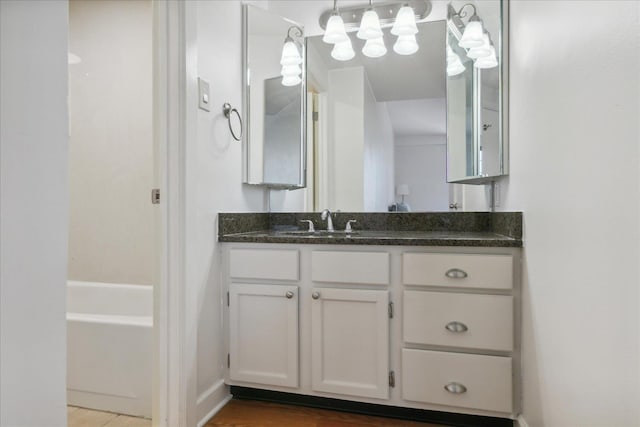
[304,0,508,211]
[242,5,307,188]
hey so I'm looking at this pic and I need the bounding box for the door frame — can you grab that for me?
[152,1,190,425]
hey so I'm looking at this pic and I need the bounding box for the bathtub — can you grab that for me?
[67,281,153,418]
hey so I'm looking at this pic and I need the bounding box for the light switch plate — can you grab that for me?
[198,77,210,112]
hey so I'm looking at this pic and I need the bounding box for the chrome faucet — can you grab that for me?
[320,209,334,232]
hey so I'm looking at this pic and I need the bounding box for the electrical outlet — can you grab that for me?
[494,182,501,207]
[198,77,210,112]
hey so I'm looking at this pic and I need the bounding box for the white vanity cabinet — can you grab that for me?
[311,287,389,399]
[401,253,517,414]
[222,243,521,420]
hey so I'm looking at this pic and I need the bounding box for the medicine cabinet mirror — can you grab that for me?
[242,5,307,188]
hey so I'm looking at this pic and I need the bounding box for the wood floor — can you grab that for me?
[205,399,443,427]
[67,406,151,427]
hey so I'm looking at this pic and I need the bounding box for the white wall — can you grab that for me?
[190,1,267,424]
[328,67,365,211]
[0,1,69,426]
[500,1,640,426]
[395,135,448,211]
[363,77,395,212]
[68,0,154,286]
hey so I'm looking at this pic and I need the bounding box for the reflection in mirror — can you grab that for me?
[446,0,507,183]
[242,5,306,188]
[306,21,449,212]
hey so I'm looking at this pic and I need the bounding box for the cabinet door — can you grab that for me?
[229,283,298,388]
[311,288,389,399]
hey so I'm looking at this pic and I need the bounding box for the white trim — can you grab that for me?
[152,1,188,426]
[196,380,231,427]
[516,415,531,427]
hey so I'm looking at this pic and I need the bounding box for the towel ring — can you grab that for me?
[222,102,242,141]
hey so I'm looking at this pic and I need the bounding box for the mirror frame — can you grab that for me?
[241,4,308,189]
[446,0,509,184]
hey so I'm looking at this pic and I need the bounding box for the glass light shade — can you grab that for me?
[362,37,387,58]
[323,14,349,44]
[281,64,302,77]
[331,39,355,61]
[474,46,498,68]
[459,20,484,48]
[466,33,492,59]
[447,58,466,76]
[393,34,419,55]
[281,75,302,86]
[391,6,418,36]
[357,10,384,40]
[280,40,302,66]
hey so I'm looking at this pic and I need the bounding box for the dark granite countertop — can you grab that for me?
[218,212,523,248]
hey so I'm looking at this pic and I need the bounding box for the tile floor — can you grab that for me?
[67,406,151,427]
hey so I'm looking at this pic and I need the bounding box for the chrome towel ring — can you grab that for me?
[222,102,243,141]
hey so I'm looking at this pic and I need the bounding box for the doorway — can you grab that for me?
[67,0,155,424]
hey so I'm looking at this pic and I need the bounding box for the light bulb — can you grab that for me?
[323,13,349,44]
[391,5,418,36]
[466,33,492,59]
[459,19,484,48]
[357,9,383,40]
[282,75,302,86]
[280,40,302,66]
[281,64,302,77]
[474,46,498,68]
[331,39,355,61]
[393,34,418,55]
[362,37,387,58]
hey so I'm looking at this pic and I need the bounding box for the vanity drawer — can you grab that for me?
[402,349,512,413]
[403,291,513,351]
[311,251,389,285]
[229,249,299,281]
[402,253,513,289]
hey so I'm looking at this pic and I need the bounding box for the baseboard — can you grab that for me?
[196,379,230,427]
[516,415,531,427]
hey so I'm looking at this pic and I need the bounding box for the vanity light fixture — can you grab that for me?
[332,39,356,61]
[280,26,303,86]
[357,1,384,40]
[319,0,431,61]
[362,37,387,58]
[448,3,498,70]
[323,0,349,44]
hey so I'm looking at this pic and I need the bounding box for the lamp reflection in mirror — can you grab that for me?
[446,45,466,76]
[474,45,498,68]
[280,26,303,86]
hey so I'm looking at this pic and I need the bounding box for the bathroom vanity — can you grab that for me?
[219,212,522,426]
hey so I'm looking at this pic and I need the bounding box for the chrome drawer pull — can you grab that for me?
[445,321,468,333]
[285,291,294,299]
[445,268,468,279]
[312,292,320,300]
[444,382,467,394]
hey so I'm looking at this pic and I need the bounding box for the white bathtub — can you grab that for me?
[67,281,153,418]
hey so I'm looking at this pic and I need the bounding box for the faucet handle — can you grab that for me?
[299,220,315,232]
[345,220,357,232]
